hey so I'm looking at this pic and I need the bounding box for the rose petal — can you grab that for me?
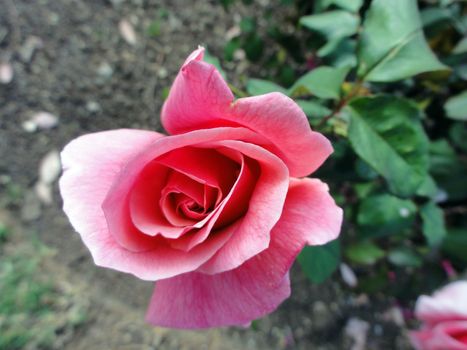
[157,146,239,196]
[229,93,333,177]
[410,321,467,350]
[129,147,240,239]
[161,47,234,135]
[161,47,333,177]
[146,177,343,328]
[146,269,290,329]
[198,140,289,274]
[60,129,164,252]
[168,151,258,252]
[60,129,235,280]
[103,127,268,244]
[416,281,467,325]
[119,19,138,45]
[0,62,13,84]
[160,172,208,226]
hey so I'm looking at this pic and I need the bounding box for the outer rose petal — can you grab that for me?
[60,129,164,253]
[410,321,467,350]
[161,47,234,135]
[416,281,467,325]
[161,47,332,177]
[60,129,235,281]
[197,140,289,274]
[146,177,342,328]
[229,94,333,177]
[102,127,286,271]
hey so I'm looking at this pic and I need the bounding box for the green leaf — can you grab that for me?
[204,50,227,79]
[429,139,467,201]
[346,241,385,265]
[416,176,439,198]
[326,39,357,68]
[348,96,430,197]
[442,229,467,264]
[289,66,349,99]
[296,100,331,119]
[449,122,467,152]
[421,7,453,29]
[298,239,340,284]
[388,247,422,267]
[243,34,264,62]
[246,79,288,96]
[453,37,467,55]
[354,182,378,199]
[444,91,467,121]
[357,194,417,238]
[315,0,363,13]
[357,0,449,82]
[420,201,447,247]
[300,11,359,56]
[239,17,256,33]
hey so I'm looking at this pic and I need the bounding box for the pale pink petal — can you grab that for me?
[416,281,467,325]
[161,48,332,177]
[200,176,342,274]
[129,163,206,238]
[276,177,343,246]
[103,127,267,243]
[198,140,289,274]
[146,177,343,328]
[128,147,240,239]
[156,147,239,197]
[60,129,235,280]
[0,62,13,84]
[119,19,138,45]
[161,47,234,135]
[168,152,256,252]
[228,93,333,177]
[159,172,207,226]
[60,129,164,253]
[410,321,467,350]
[147,271,290,329]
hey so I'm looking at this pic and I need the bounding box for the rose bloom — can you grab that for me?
[410,281,467,350]
[59,47,343,328]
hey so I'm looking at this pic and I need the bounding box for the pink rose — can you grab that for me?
[59,47,342,328]
[410,281,467,350]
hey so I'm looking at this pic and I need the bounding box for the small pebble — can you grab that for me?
[344,318,370,350]
[0,62,13,84]
[19,36,43,63]
[97,62,114,79]
[39,150,61,184]
[22,112,58,132]
[86,101,101,113]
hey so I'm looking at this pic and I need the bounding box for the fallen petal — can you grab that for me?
[340,263,358,288]
[35,181,53,205]
[0,62,13,84]
[344,318,370,350]
[39,150,61,184]
[119,19,138,45]
[30,112,59,130]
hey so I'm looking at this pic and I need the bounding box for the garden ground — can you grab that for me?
[0,0,412,349]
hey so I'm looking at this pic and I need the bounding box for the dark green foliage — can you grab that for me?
[298,239,340,283]
[220,0,467,300]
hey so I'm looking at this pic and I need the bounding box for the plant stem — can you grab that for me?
[317,79,364,128]
[228,83,249,98]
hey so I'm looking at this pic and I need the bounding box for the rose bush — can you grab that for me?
[411,281,467,350]
[59,47,342,328]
